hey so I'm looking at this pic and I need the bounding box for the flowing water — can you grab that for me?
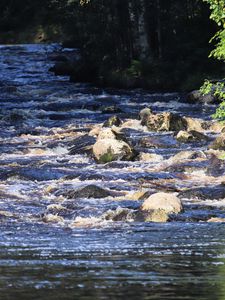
[0,44,225,299]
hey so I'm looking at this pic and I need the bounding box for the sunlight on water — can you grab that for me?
[0,44,224,299]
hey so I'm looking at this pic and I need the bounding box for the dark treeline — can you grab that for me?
[0,0,224,90]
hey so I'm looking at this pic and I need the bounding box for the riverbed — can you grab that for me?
[0,44,225,300]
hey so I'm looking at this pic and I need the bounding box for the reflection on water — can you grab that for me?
[0,44,224,299]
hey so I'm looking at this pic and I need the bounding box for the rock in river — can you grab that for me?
[179,184,225,200]
[176,130,209,143]
[68,134,96,155]
[93,138,134,163]
[141,192,183,214]
[60,185,111,199]
[142,112,187,132]
[140,192,183,222]
[209,133,225,150]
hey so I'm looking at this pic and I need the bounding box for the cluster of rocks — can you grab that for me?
[68,106,225,165]
[52,106,225,224]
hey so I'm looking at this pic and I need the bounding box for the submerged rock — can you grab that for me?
[206,155,225,177]
[93,138,134,163]
[61,185,111,199]
[68,134,96,155]
[179,184,225,200]
[139,135,177,149]
[142,112,187,132]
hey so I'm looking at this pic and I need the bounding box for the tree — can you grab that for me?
[201,0,225,120]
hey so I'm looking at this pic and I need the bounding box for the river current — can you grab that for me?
[0,44,225,300]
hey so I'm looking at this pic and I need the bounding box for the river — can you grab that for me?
[0,44,225,300]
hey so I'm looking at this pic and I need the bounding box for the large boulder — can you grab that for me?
[142,112,187,132]
[141,192,183,214]
[209,133,225,150]
[93,138,134,163]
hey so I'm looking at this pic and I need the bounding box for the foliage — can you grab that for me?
[0,0,223,91]
[201,0,225,120]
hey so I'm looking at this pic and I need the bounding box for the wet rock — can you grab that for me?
[61,185,111,199]
[142,112,187,132]
[207,217,225,223]
[143,209,170,223]
[93,138,134,163]
[104,207,134,221]
[46,204,68,215]
[186,90,218,104]
[210,122,225,133]
[209,133,225,150]
[139,107,152,125]
[42,214,64,223]
[176,130,195,143]
[97,128,116,140]
[89,125,101,137]
[206,155,225,177]
[176,130,209,143]
[120,119,147,131]
[179,184,225,200]
[184,117,207,132]
[168,150,206,163]
[139,135,177,149]
[138,152,164,162]
[128,190,151,200]
[103,115,122,127]
[141,192,183,214]
[68,134,96,155]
